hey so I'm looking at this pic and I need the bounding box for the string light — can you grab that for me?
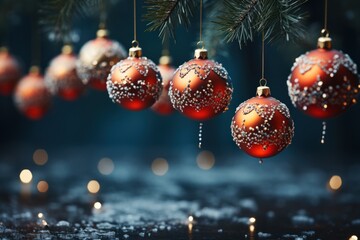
[19,169,33,183]
[151,158,169,176]
[87,180,100,193]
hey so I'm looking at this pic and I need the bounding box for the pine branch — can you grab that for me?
[215,0,307,47]
[143,0,197,42]
[39,0,97,42]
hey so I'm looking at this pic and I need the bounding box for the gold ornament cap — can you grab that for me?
[29,66,40,74]
[194,48,208,60]
[62,44,73,54]
[256,86,271,97]
[317,29,332,49]
[0,46,8,53]
[129,40,142,58]
[159,55,172,65]
[97,29,109,38]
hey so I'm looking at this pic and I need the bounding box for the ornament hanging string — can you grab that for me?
[260,30,267,86]
[133,0,137,43]
[324,0,328,31]
[99,0,107,29]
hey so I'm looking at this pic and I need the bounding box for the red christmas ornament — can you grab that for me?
[231,86,294,159]
[287,32,359,119]
[151,55,175,115]
[169,48,233,121]
[45,45,85,101]
[0,47,21,96]
[14,67,52,120]
[76,29,126,91]
[107,42,162,111]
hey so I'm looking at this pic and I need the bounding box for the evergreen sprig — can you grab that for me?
[143,0,196,42]
[39,0,96,42]
[215,0,307,47]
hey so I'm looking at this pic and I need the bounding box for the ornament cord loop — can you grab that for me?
[199,0,204,48]
[133,0,137,42]
[259,30,267,86]
[99,0,107,29]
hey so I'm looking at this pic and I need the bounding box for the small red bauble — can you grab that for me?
[107,44,162,111]
[151,56,175,115]
[287,35,359,119]
[76,29,126,91]
[231,86,294,159]
[0,47,21,96]
[45,45,85,101]
[14,67,52,120]
[169,48,233,121]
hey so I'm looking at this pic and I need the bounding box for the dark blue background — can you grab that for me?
[0,0,359,165]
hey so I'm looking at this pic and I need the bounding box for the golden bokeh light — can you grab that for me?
[97,158,115,175]
[87,180,100,193]
[249,217,256,224]
[350,235,358,240]
[37,180,49,193]
[38,213,44,218]
[188,216,194,222]
[329,175,342,190]
[94,201,102,209]
[249,225,255,232]
[33,149,48,165]
[196,150,215,170]
[19,169,33,183]
[151,158,169,176]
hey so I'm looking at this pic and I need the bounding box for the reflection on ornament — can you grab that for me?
[287,34,359,119]
[14,67,51,120]
[151,56,175,115]
[231,86,294,159]
[45,45,84,101]
[77,29,126,91]
[107,42,162,111]
[169,48,233,121]
[0,47,21,95]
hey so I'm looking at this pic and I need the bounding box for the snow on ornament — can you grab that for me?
[231,86,294,161]
[169,48,233,121]
[106,41,162,111]
[287,31,359,119]
[76,29,126,91]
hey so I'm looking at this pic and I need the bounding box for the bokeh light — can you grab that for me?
[94,201,102,209]
[196,150,215,170]
[38,213,43,218]
[97,158,115,175]
[188,216,194,222]
[151,158,169,176]
[329,175,342,190]
[19,169,32,183]
[33,149,48,165]
[249,217,256,224]
[37,180,49,193]
[350,236,358,240]
[87,180,100,193]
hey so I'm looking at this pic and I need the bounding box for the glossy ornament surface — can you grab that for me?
[169,49,233,121]
[287,36,359,119]
[77,29,126,91]
[45,46,85,101]
[14,67,51,120]
[107,45,162,111]
[151,56,175,115]
[231,86,294,159]
[0,47,21,95]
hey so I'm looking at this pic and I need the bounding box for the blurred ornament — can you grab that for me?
[151,55,175,115]
[0,47,21,95]
[169,48,233,121]
[287,30,359,119]
[14,66,51,120]
[231,86,294,160]
[45,45,85,101]
[107,41,162,111]
[76,29,126,91]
